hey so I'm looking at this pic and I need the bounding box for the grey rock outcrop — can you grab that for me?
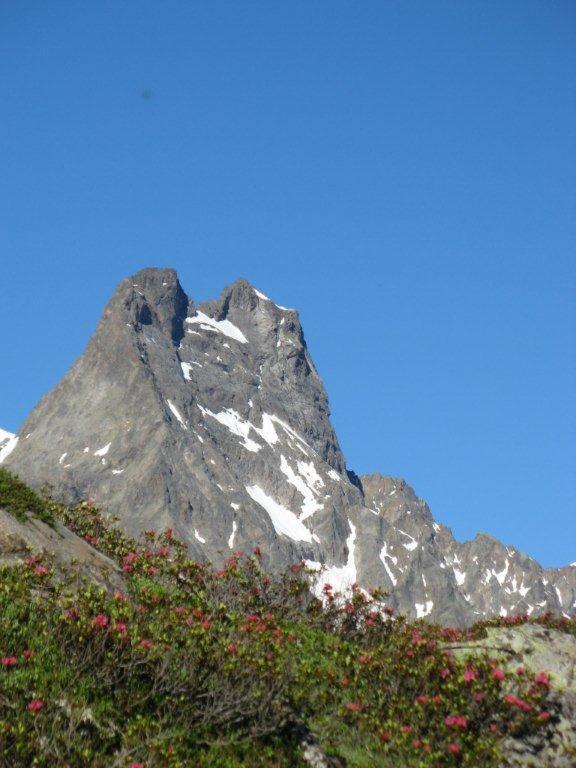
[0,508,123,591]
[3,268,575,624]
[451,624,576,767]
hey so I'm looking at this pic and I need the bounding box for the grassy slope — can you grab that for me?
[0,470,572,768]
[0,467,55,526]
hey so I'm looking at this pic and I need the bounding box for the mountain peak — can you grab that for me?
[102,267,190,346]
[3,270,575,625]
[200,278,295,320]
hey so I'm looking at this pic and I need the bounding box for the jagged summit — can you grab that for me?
[2,269,574,624]
[97,267,190,346]
[208,277,293,312]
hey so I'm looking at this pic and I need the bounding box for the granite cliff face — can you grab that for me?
[3,268,575,624]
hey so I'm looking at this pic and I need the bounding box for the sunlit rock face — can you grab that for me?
[4,268,575,625]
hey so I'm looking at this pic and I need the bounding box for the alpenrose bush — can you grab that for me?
[0,491,568,768]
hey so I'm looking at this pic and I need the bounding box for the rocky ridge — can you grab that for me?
[2,268,575,625]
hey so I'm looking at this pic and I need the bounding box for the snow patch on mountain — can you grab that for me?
[186,311,248,344]
[0,429,18,464]
[198,406,262,452]
[279,454,323,520]
[310,520,357,597]
[167,401,187,430]
[245,484,313,543]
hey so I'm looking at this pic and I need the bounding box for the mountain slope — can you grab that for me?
[3,268,574,624]
[0,468,123,590]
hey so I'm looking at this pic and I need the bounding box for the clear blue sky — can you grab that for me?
[1,1,574,566]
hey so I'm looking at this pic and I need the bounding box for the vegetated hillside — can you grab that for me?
[0,469,574,768]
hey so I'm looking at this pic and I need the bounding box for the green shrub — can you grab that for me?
[0,468,55,526]
[0,487,567,767]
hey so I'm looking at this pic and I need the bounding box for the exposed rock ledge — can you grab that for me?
[0,508,124,591]
[452,624,576,767]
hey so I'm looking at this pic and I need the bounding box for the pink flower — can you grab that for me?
[440,668,451,679]
[463,668,476,682]
[139,639,153,650]
[474,692,485,702]
[93,614,109,629]
[504,694,532,712]
[491,667,505,681]
[538,711,551,722]
[156,546,170,557]
[447,742,460,755]
[1,657,17,667]
[227,642,238,655]
[34,565,48,576]
[128,763,145,768]
[445,715,468,729]
[114,622,128,635]
[27,699,44,712]
[534,671,551,687]
[345,701,364,713]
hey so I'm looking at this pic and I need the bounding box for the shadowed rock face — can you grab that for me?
[3,268,575,625]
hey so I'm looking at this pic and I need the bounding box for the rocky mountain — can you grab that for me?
[360,475,576,622]
[2,268,574,625]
